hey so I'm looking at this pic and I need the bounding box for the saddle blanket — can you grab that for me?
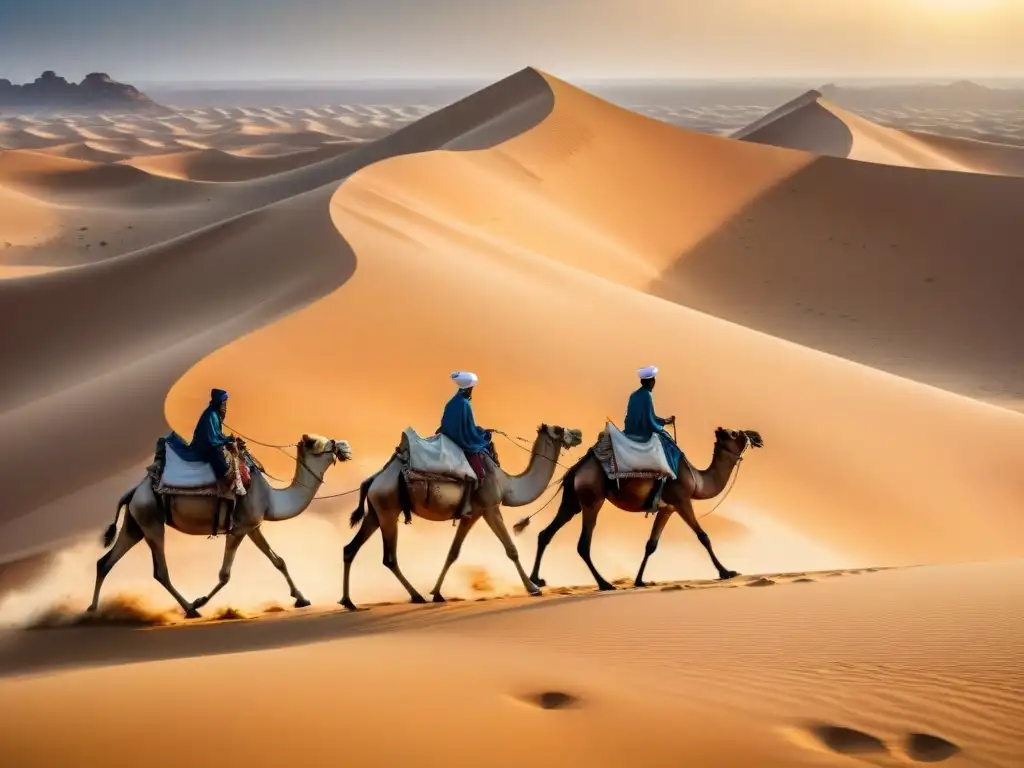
[400,428,477,482]
[158,437,248,496]
[595,421,677,480]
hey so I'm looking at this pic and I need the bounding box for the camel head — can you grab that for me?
[714,427,764,457]
[538,423,584,451]
[299,433,354,469]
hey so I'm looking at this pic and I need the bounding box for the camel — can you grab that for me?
[340,424,583,609]
[526,427,763,591]
[89,434,352,619]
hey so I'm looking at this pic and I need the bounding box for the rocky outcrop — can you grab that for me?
[0,70,161,111]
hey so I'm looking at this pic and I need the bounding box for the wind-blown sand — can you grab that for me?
[0,68,1021,766]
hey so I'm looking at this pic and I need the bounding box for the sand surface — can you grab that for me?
[1,562,1019,767]
[0,68,1021,767]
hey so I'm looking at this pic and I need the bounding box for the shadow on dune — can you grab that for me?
[732,91,855,158]
[0,590,610,680]
[648,154,1024,402]
[0,68,556,587]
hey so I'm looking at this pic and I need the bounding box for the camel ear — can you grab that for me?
[301,434,312,446]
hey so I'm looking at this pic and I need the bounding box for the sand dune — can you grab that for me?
[0,67,1021,767]
[2,64,1023,591]
[122,143,361,181]
[735,89,1024,176]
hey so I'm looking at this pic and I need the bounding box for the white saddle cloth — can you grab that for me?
[605,421,677,479]
[162,442,218,488]
[401,428,477,481]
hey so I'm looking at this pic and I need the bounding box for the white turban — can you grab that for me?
[637,365,658,380]
[451,371,478,389]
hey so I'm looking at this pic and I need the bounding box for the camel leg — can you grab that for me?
[482,506,541,596]
[141,525,200,618]
[429,514,480,602]
[676,499,739,580]
[247,526,310,608]
[578,500,615,591]
[378,511,426,604]
[88,513,144,612]
[529,490,581,588]
[190,531,245,611]
[340,508,381,610]
[634,506,673,587]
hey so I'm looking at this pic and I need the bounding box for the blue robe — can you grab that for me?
[623,386,682,475]
[438,392,490,454]
[166,404,233,477]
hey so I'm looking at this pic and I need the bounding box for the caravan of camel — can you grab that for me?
[89,373,764,619]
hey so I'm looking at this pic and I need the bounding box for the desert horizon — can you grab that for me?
[2,8,1023,763]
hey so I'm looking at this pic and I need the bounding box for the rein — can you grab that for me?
[226,424,361,501]
[696,440,749,521]
[492,430,576,470]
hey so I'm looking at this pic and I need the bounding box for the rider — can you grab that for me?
[624,366,680,510]
[438,371,493,520]
[188,388,242,533]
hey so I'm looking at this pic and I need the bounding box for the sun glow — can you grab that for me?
[921,0,1006,11]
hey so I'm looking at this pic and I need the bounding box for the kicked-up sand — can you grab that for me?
[0,68,1022,766]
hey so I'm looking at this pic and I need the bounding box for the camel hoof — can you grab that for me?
[185,608,202,620]
[528,588,543,597]
[598,583,617,592]
[85,604,97,613]
[634,580,648,588]
[432,593,446,603]
[410,594,428,604]
[339,598,358,611]
[719,570,740,581]
[191,596,209,610]
[294,597,311,609]
[532,577,547,588]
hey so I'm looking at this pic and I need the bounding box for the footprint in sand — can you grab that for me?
[745,577,776,587]
[518,691,581,710]
[904,733,961,763]
[808,724,889,756]
[792,577,817,583]
[660,584,685,592]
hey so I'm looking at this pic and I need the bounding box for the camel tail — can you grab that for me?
[349,476,374,528]
[396,471,413,525]
[103,488,135,548]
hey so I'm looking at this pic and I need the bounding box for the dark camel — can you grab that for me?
[527,427,763,590]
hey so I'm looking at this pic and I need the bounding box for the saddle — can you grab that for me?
[592,422,676,481]
[148,434,251,499]
[397,428,479,483]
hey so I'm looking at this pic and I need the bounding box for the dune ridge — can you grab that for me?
[735,89,1024,176]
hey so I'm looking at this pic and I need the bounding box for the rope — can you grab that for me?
[224,424,578,506]
[697,459,742,521]
[223,424,293,450]
[224,423,361,502]
[492,430,575,470]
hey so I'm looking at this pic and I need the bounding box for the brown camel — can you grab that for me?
[527,427,763,590]
[340,424,583,609]
[89,434,352,618]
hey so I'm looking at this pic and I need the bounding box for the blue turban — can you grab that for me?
[210,388,229,404]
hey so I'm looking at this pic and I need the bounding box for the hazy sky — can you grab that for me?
[1,0,1022,83]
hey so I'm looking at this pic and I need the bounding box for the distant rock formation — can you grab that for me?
[0,70,161,112]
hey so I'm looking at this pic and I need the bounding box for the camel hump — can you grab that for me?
[400,427,477,482]
[597,422,676,481]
